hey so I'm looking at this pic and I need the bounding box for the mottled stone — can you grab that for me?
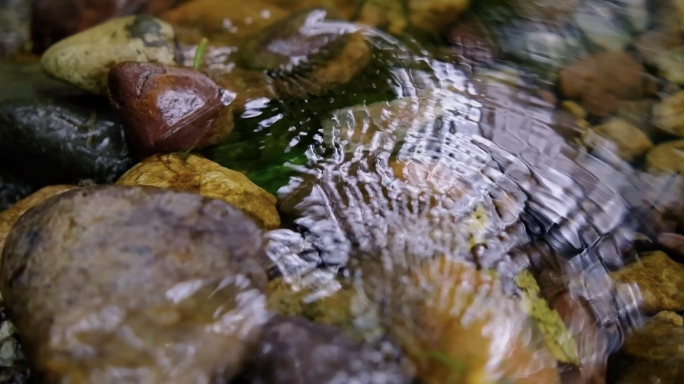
[108,62,234,157]
[0,185,269,383]
[0,185,77,253]
[31,0,180,53]
[611,251,684,313]
[116,153,279,229]
[41,15,178,94]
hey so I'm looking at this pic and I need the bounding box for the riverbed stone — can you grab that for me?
[559,51,645,101]
[41,15,178,94]
[653,91,684,137]
[609,311,684,384]
[646,139,684,174]
[0,185,77,253]
[116,153,280,229]
[0,185,270,383]
[107,62,235,157]
[610,251,684,313]
[0,61,134,186]
[234,315,414,384]
[583,118,653,162]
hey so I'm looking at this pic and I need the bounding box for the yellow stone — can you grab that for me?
[116,153,280,229]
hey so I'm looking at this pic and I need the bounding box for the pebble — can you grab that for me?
[0,185,270,383]
[583,118,653,162]
[116,153,280,229]
[40,15,178,94]
[646,139,684,174]
[655,47,684,84]
[653,91,684,136]
[611,251,684,313]
[107,62,235,157]
[559,51,645,100]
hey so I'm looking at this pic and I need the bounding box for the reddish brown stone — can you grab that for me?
[443,16,500,68]
[581,89,619,117]
[31,0,181,53]
[107,61,235,158]
[559,51,645,100]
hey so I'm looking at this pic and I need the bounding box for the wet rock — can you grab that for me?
[0,61,134,186]
[609,311,684,384]
[391,257,560,384]
[116,153,280,229]
[559,51,645,100]
[107,62,235,156]
[0,306,28,383]
[31,0,180,53]
[583,118,653,163]
[160,0,288,42]
[635,29,682,66]
[610,251,684,313]
[41,15,178,94]
[441,16,500,68]
[655,47,684,84]
[581,88,619,117]
[407,0,470,33]
[614,99,655,133]
[653,91,684,137]
[238,8,371,99]
[646,139,684,174]
[0,185,269,383]
[0,0,30,58]
[0,172,33,212]
[658,232,684,259]
[574,1,633,51]
[0,185,77,253]
[234,315,414,384]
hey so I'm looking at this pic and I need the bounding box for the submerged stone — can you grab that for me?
[0,0,30,58]
[234,315,414,384]
[0,61,134,186]
[41,15,178,94]
[0,185,269,383]
[108,62,235,157]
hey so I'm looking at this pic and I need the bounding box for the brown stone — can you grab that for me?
[31,0,180,53]
[559,51,645,100]
[581,89,619,117]
[107,62,235,157]
[611,251,684,313]
[0,185,77,255]
[116,153,280,229]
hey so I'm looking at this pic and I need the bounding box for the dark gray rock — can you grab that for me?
[0,61,134,186]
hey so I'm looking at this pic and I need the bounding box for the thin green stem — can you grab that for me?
[193,37,209,69]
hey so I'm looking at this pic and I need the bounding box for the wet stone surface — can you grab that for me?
[0,61,134,186]
[0,185,270,383]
